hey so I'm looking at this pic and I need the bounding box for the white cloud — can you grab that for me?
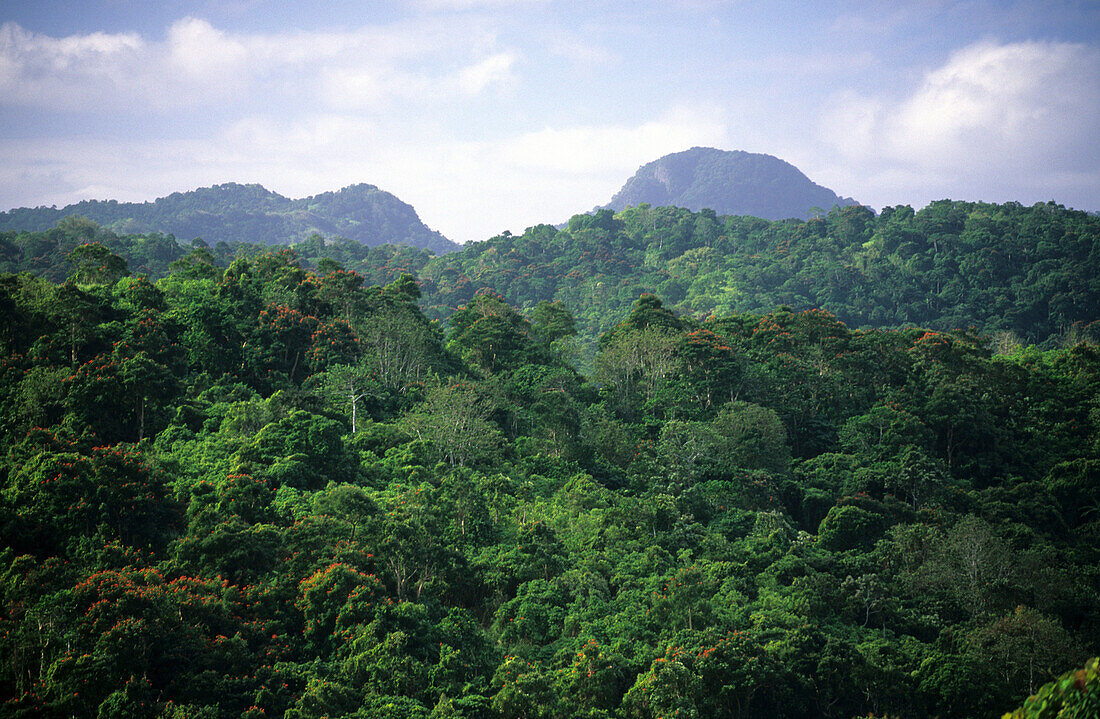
[167,17,248,81]
[0,17,518,113]
[321,66,415,110]
[321,49,516,109]
[817,39,1100,209]
[0,106,733,243]
[457,51,517,94]
[0,21,147,109]
[498,107,729,175]
[0,20,144,62]
[890,40,1099,170]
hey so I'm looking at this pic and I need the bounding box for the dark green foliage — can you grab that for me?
[417,200,1100,369]
[0,218,1097,719]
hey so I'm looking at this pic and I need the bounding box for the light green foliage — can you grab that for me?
[67,241,129,285]
[1003,657,1100,719]
[712,400,791,474]
[595,327,681,421]
[401,380,502,467]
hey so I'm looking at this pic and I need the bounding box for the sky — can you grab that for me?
[0,1,1097,244]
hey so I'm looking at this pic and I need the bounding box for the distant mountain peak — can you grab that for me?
[0,183,459,254]
[604,147,858,220]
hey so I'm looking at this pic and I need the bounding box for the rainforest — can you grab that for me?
[0,199,1098,718]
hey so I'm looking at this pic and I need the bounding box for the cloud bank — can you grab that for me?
[0,17,515,113]
[818,40,1100,210]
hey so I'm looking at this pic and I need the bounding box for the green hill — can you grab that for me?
[603,147,858,220]
[417,200,1100,363]
[5,198,1095,369]
[0,182,459,255]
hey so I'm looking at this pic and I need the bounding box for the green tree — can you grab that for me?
[971,605,1084,697]
[530,300,576,345]
[448,292,536,375]
[595,329,681,422]
[320,363,379,433]
[356,304,441,398]
[920,515,1016,618]
[1002,657,1100,719]
[67,242,129,285]
[297,562,385,656]
[712,401,791,474]
[402,381,502,467]
[621,646,700,719]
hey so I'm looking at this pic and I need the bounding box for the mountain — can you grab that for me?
[603,147,858,220]
[0,182,459,254]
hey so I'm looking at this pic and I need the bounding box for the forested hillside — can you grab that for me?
[0,240,1097,718]
[5,199,1098,368]
[0,217,436,288]
[418,200,1100,362]
[0,183,458,255]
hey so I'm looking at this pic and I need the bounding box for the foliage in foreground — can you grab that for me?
[0,239,1097,718]
[1003,657,1100,719]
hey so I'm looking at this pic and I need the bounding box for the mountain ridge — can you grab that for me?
[0,182,459,255]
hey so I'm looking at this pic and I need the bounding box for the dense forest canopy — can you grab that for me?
[5,199,1097,368]
[416,199,1100,365]
[0,217,436,290]
[0,206,1097,718]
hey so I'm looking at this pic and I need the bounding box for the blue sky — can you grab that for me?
[1,1,1097,243]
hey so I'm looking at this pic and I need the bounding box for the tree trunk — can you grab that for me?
[137,396,145,442]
